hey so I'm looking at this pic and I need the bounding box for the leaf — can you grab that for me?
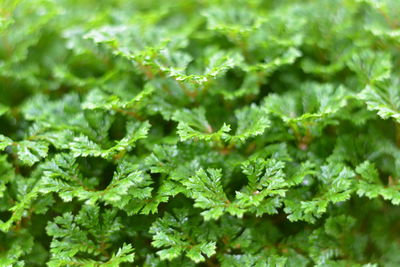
[263,82,349,124]
[186,242,217,263]
[149,209,216,262]
[182,168,231,220]
[70,121,150,158]
[40,154,153,207]
[173,108,231,142]
[145,144,179,174]
[356,161,400,204]
[16,141,49,166]
[285,163,355,223]
[0,155,13,198]
[0,135,48,166]
[347,50,392,84]
[103,243,135,266]
[0,134,13,150]
[358,78,400,122]
[244,47,301,73]
[160,49,243,86]
[229,104,270,144]
[46,205,133,266]
[82,84,154,111]
[0,181,41,232]
[235,158,287,215]
[0,104,9,116]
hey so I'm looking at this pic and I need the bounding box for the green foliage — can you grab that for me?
[46,205,134,266]
[149,209,216,262]
[1,0,400,266]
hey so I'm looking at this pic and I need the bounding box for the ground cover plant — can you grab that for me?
[1,0,400,266]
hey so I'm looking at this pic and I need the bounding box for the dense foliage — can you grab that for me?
[1,0,400,266]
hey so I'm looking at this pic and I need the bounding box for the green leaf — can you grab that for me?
[150,209,216,262]
[0,135,13,150]
[244,47,301,73]
[82,84,154,111]
[173,108,231,142]
[70,121,150,158]
[40,154,153,207]
[0,135,48,166]
[229,104,270,144]
[263,82,349,124]
[183,168,231,220]
[0,104,9,116]
[358,78,400,122]
[186,242,217,263]
[161,49,243,86]
[347,50,392,84]
[285,163,355,223]
[46,205,133,266]
[356,161,400,204]
[0,181,41,232]
[235,158,287,216]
